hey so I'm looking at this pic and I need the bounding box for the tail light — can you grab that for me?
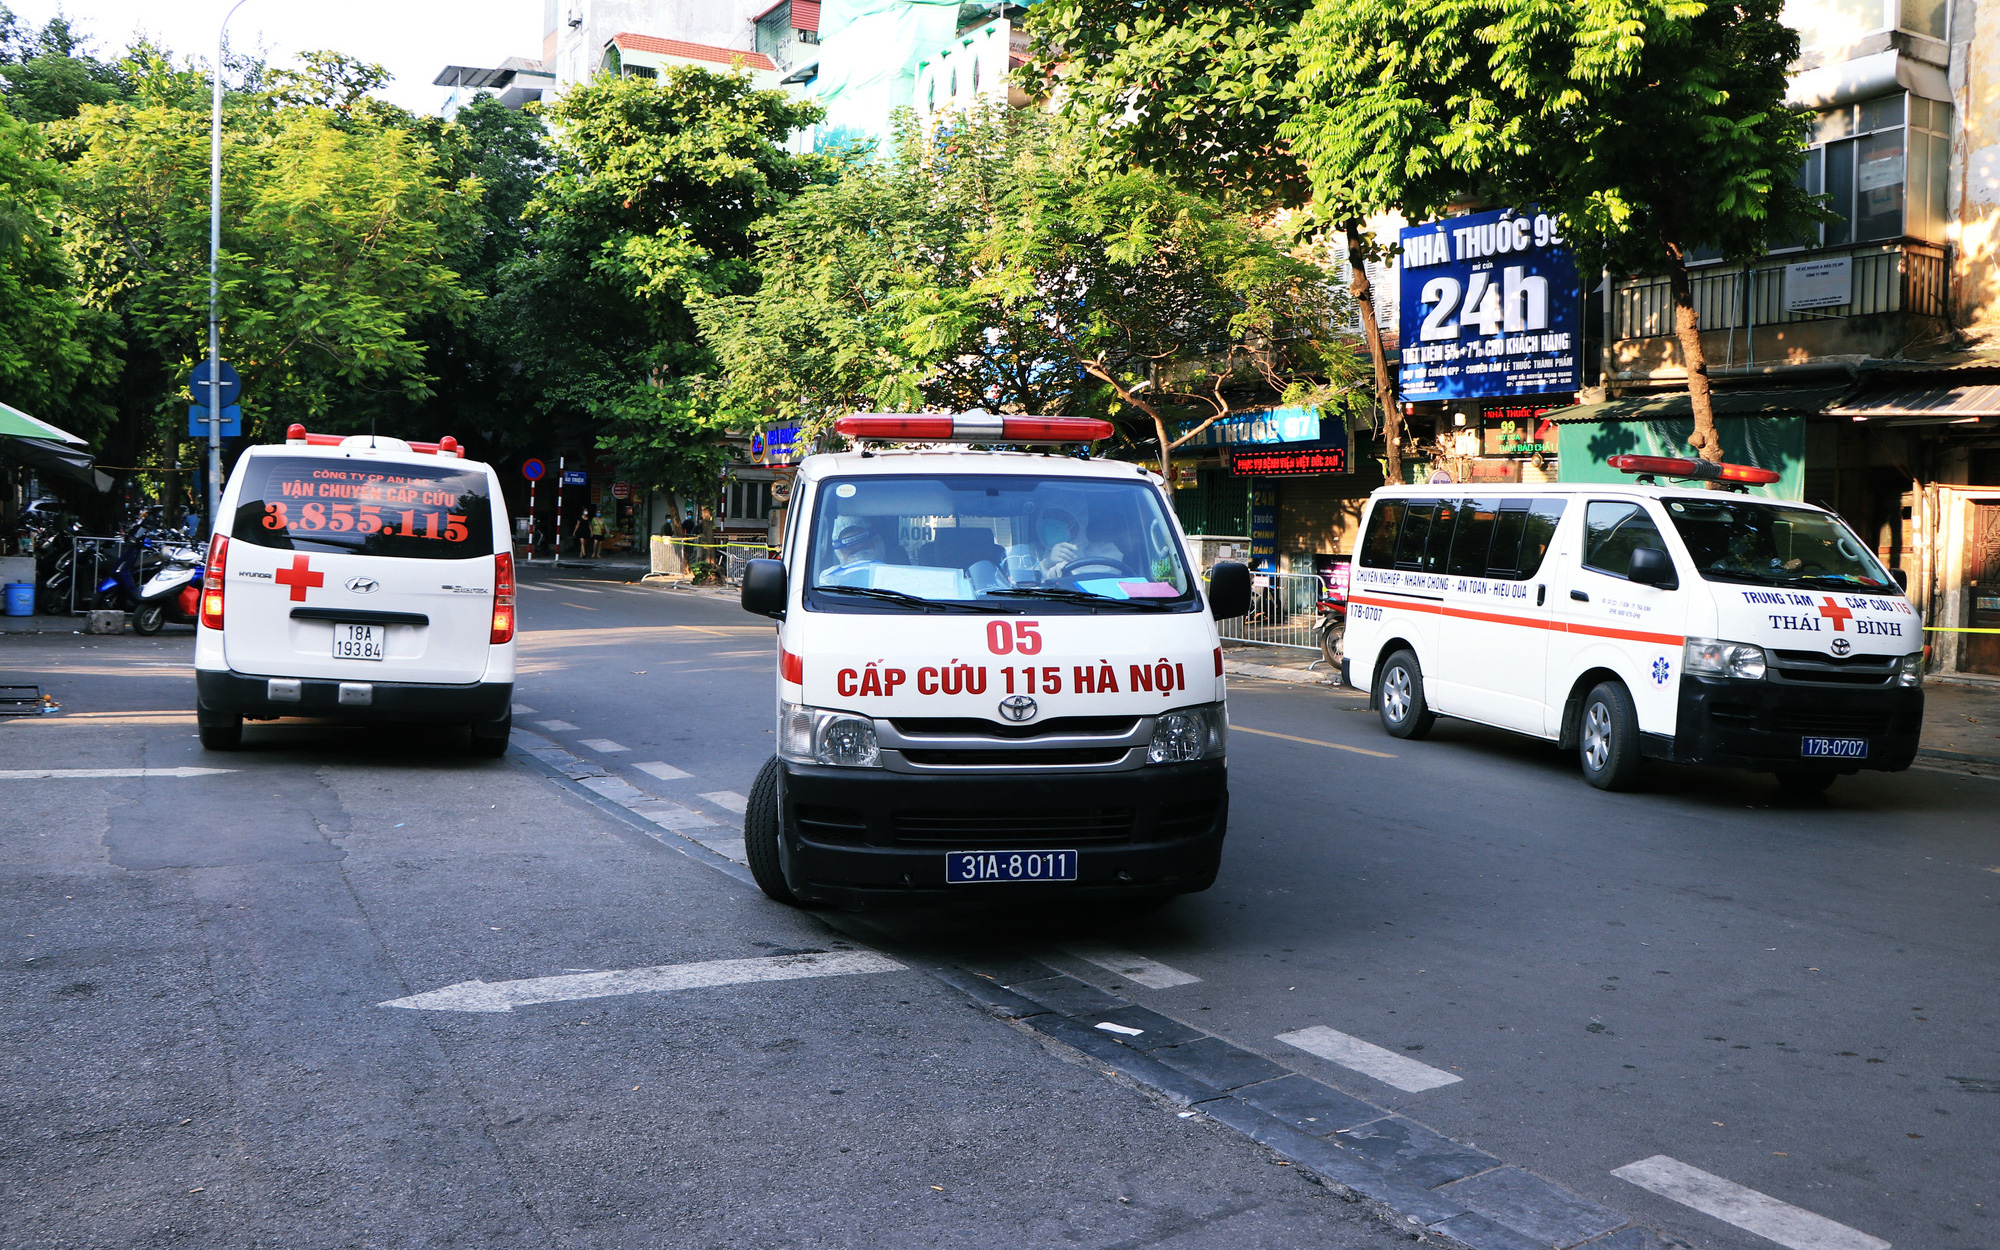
[1213,646,1224,677]
[200,534,228,630]
[490,550,515,644]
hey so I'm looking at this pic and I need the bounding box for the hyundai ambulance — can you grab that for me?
[193,425,517,754]
[1341,455,1924,793]
[735,413,1252,908]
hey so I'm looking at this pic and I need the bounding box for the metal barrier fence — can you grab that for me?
[1212,567,1324,652]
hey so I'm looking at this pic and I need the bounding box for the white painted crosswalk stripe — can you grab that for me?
[700,790,749,815]
[511,703,536,714]
[1612,1156,1889,1250]
[633,761,692,781]
[1064,946,1201,989]
[1275,1025,1463,1093]
[626,800,715,830]
[380,950,905,1013]
[580,739,627,753]
[0,766,235,780]
[536,719,578,731]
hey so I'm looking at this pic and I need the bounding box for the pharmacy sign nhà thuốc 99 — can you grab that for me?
[1398,207,1582,401]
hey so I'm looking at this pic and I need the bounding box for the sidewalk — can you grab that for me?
[0,615,82,634]
[1221,643,2000,770]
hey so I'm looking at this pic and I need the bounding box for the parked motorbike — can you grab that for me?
[1314,592,1346,667]
[132,544,205,635]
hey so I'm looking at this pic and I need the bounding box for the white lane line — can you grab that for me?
[1612,1156,1889,1250]
[580,739,628,753]
[549,582,605,593]
[634,761,692,781]
[1064,945,1201,989]
[700,790,749,815]
[0,766,236,779]
[512,704,537,715]
[1275,1025,1463,1093]
[516,584,555,593]
[536,719,578,731]
[381,950,905,1013]
[626,800,715,831]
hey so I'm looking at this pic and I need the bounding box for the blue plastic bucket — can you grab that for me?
[3,583,32,616]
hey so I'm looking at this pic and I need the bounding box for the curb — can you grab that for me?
[1915,745,2000,770]
[935,955,1678,1250]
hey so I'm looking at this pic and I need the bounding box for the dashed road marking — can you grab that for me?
[626,800,716,831]
[1230,724,1396,759]
[549,582,605,593]
[559,602,597,612]
[512,704,536,714]
[694,835,747,864]
[581,739,628,753]
[634,762,692,781]
[1275,1025,1463,1093]
[700,790,749,815]
[0,766,235,779]
[579,776,647,803]
[536,719,578,732]
[1064,946,1201,989]
[1612,1156,1889,1250]
[380,950,905,1013]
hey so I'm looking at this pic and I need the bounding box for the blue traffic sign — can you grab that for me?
[190,360,242,408]
[189,404,242,438]
[521,458,546,481]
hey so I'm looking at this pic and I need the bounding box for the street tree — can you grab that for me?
[0,6,131,123]
[1285,0,1820,466]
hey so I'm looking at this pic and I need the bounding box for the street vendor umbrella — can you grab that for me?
[0,400,110,491]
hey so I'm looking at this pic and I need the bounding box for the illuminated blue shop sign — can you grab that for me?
[1397,207,1582,401]
[1178,405,1320,448]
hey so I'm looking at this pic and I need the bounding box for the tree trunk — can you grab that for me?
[1665,244,1724,477]
[1151,408,1176,497]
[1346,225,1401,485]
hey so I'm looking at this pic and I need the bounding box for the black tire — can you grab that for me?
[1318,623,1343,667]
[743,756,800,905]
[1577,681,1642,791]
[197,709,242,751]
[133,601,165,635]
[469,712,511,758]
[1376,649,1436,740]
[1774,767,1837,796]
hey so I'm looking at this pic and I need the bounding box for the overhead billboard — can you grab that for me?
[1398,207,1582,401]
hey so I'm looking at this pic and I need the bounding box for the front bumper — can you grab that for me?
[196,668,512,724]
[1672,674,1922,772]
[777,759,1228,907]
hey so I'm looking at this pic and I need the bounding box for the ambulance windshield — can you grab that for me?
[1665,499,1893,591]
[804,473,1197,613]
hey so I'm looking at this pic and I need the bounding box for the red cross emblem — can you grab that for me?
[273,553,324,603]
[1816,595,1853,632]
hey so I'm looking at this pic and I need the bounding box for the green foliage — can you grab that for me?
[0,7,132,123]
[700,107,1361,478]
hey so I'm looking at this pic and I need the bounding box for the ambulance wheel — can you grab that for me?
[1578,681,1642,791]
[744,756,800,906]
[133,602,165,635]
[1775,767,1837,796]
[197,709,241,751]
[469,712,511,758]
[1377,650,1435,740]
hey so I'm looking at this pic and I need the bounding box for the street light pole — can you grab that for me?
[207,0,250,532]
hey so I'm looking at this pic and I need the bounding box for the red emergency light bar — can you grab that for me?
[835,413,1113,443]
[285,424,462,457]
[1606,454,1780,485]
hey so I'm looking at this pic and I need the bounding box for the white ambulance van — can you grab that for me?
[1340,455,1924,793]
[735,413,1253,908]
[193,425,517,754]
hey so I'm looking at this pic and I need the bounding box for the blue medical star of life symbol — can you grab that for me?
[1652,656,1671,685]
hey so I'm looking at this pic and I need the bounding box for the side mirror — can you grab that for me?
[1208,561,1252,620]
[1892,568,1910,591]
[1628,546,1675,587]
[740,558,788,619]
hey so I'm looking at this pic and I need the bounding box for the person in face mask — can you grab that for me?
[1032,506,1083,577]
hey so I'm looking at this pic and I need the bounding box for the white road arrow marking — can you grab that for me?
[380,950,906,1013]
[0,766,237,780]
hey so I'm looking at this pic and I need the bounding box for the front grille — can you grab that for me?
[1770,650,1897,686]
[1768,708,1893,736]
[1156,800,1221,840]
[889,716,1140,740]
[898,747,1132,767]
[794,804,867,845]
[891,807,1135,846]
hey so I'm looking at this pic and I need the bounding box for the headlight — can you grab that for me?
[777,701,881,767]
[1683,637,1766,680]
[1149,704,1227,764]
[1896,653,1922,687]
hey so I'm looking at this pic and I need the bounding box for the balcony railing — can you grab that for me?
[1612,241,1948,340]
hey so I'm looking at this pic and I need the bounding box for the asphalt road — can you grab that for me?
[3,566,1995,1250]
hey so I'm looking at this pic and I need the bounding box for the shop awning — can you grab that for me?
[1825,382,2000,425]
[1542,388,1847,502]
[1543,386,1851,423]
[0,400,108,491]
[0,399,87,444]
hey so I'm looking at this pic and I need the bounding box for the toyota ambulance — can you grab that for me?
[735,413,1252,908]
[193,425,517,753]
[1341,455,1924,793]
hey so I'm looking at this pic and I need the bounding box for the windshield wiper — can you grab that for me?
[811,585,1003,613]
[986,587,1178,611]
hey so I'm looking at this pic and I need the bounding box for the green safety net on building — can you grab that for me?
[811,0,963,148]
